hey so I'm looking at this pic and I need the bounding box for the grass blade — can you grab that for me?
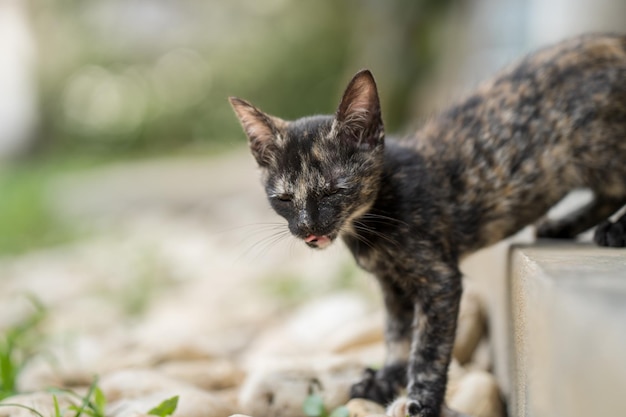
[53,395,61,417]
[147,395,179,417]
[303,394,327,417]
[0,403,46,417]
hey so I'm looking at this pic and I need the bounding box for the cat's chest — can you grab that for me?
[342,235,375,271]
[354,251,377,272]
[342,235,396,274]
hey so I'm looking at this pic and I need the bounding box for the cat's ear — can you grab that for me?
[335,69,384,149]
[229,97,286,167]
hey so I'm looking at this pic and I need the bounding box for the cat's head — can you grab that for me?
[230,70,385,249]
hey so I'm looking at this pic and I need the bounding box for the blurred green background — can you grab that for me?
[1,0,625,254]
[32,0,455,156]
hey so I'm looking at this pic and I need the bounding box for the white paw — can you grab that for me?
[385,397,472,417]
[386,397,409,417]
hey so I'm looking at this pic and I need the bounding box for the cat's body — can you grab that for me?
[230,33,626,417]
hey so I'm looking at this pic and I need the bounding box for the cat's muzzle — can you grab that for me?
[304,234,334,249]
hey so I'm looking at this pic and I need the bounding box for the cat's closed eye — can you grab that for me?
[273,194,293,202]
[324,181,351,198]
[324,188,340,197]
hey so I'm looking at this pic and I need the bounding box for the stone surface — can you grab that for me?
[157,359,245,391]
[511,244,626,417]
[453,283,487,365]
[0,392,75,417]
[107,389,235,417]
[246,292,375,362]
[323,312,384,354]
[99,369,195,402]
[345,398,386,416]
[238,356,363,417]
[448,371,503,417]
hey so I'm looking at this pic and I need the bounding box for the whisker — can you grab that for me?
[288,236,298,257]
[237,228,291,262]
[352,221,402,249]
[221,223,288,249]
[351,226,381,249]
[360,213,410,228]
[242,237,285,263]
[256,230,293,258]
[342,224,376,250]
[213,222,287,234]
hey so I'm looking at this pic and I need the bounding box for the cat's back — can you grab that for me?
[419,32,626,152]
[409,33,626,252]
[482,32,626,120]
[490,32,626,88]
[415,32,626,189]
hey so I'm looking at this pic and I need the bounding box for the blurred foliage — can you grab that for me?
[110,248,176,317]
[259,272,314,307]
[259,260,374,308]
[29,0,455,156]
[32,0,351,155]
[0,297,46,400]
[303,394,349,417]
[0,160,78,254]
[0,0,456,255]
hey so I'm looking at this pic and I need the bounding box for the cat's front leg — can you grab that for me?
[350,276,414,404]
[405,267,462,417]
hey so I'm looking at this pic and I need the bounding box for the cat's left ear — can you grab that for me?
[335,69,384,149]
[229,97,286,168]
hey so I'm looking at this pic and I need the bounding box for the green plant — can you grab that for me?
[0,158,92,255]
[63,377,106,417]
[0,403,47,417]
[0,297,47,400]
[303,394,349,417]
[0,376,179,417]
[147,395,179,417]
[0,166,68,255]
[58,378,179,417]
[0,297,178,416]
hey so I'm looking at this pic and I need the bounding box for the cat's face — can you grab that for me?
[230,70,385,249]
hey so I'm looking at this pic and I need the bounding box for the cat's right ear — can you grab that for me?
[335,69,384,149]
[229,97,285,167]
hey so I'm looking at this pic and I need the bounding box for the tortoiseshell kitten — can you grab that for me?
[230,33,626,417]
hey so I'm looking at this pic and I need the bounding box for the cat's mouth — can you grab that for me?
[304,234,334,249]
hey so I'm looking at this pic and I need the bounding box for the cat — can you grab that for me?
[229,33,626,417]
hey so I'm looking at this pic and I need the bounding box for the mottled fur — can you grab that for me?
[230,33,626,417]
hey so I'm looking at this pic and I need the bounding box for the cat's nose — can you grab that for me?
[298,210,311,229]
[296,209,313,234]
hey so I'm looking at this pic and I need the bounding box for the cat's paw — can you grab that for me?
[349,367,397,405]
[386,397,410,417]
[386,398,434,417]
[535,218,576,239]
[594,220,626,247]
[386,397,471,417]
[387,397,422,417]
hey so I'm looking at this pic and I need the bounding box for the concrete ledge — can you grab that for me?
[509,243,626,417]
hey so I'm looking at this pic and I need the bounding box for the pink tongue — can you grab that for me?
[305,235,331,246]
